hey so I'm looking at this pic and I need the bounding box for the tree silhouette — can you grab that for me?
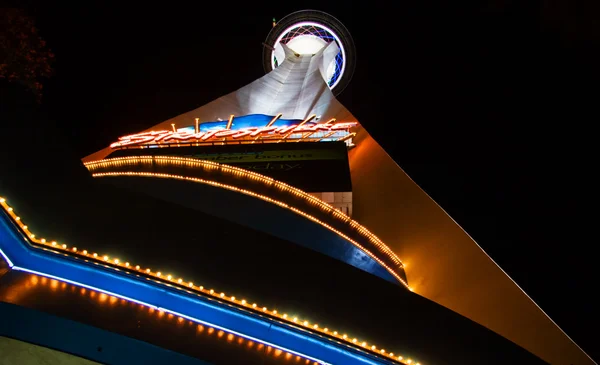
[0,8,54,101]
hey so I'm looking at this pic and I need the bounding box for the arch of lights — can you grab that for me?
[84,155,408,287]
[0,196,421,365]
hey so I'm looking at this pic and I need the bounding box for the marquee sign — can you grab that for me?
[110,121,358,148]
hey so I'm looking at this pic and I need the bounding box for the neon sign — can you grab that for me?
[110,122,357,148]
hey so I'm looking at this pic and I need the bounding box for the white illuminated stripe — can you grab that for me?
[12,266,156,308]
[158,307,332,365]
[11,266,331,365]
[0,201,409,363]
[0,247,14,268]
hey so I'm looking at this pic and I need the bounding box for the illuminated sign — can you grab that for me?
[110,122,357,148]
[180,149,346,164]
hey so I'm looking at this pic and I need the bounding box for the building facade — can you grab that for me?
[1,9,593,365]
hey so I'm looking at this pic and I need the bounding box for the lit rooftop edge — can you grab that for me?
[0,196,422,365]
[84,155,409,287]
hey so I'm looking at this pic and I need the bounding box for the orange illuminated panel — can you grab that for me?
[347,127,594,365]
[109,122,358,148]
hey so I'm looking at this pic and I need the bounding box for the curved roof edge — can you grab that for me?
[83,156,408,286]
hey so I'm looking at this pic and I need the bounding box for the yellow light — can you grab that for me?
[0,198,422,365]
[30,234,35,238]
[93,253,97,257]
[241,300,246,305]
[15,217,20,221]
[178,278,182,283]
[86,162,408,288]
[342,334,347,339]
[188,282,193,287]
[136,265,140,270]
[0,198,4,203]
[265,113,282,127]
[336,132,356,143]
[226,114,234,130]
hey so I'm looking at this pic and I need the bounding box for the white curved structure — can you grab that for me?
[84,41,353,163]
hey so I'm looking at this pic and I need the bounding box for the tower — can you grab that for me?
[0,9,593,365]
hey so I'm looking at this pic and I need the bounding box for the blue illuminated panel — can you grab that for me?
[0,209,394,365]
[178,114,347,141]
[199,114,302,132]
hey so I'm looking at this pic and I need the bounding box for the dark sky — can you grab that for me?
[5,1,599,362]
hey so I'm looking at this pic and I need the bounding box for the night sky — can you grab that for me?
[3,1,599,362]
